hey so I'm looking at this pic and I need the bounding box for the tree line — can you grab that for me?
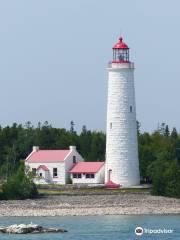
[138,122,180,197]
[0,121,179,198]
[0,121,106,180]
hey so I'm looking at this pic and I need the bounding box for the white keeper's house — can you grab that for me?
[25,146,105,185]
[25,146,83,184]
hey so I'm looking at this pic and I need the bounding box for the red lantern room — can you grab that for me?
[112,37,130,63]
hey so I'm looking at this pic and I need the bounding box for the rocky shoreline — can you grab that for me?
[0,193,179,216]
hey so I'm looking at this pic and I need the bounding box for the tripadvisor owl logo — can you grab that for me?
[135,226,143,236]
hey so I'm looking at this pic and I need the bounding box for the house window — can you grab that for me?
[32,168,36,174]
[73,156,76,164]
[110,122,112,129]
[53,168,58,178]
[130,106,133,113]
[39,173,42,177]
[72,173,81,178]
[85,174,95,178]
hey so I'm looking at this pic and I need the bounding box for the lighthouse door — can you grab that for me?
[108,169,112,181]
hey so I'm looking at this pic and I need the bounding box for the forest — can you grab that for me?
[0,121,179,198]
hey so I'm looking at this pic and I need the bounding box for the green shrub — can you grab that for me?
[2,163,38,200]
[163,160,180,198]
[150,159,180,198]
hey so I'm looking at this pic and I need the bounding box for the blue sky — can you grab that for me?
[0,0,180,132]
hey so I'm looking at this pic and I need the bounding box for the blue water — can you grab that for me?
[0,215,179,240]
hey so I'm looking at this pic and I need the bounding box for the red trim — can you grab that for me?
[37,165,49,171]
[71,172,96,174]
[111,60,130,63]
[105,180,121,189]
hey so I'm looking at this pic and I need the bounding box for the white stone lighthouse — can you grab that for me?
[105,37,140,187]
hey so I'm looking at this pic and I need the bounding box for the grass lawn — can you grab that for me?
[0,181,151,196]
[38,187,151,196]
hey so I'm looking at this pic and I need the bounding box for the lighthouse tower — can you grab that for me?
[105,37,140,187]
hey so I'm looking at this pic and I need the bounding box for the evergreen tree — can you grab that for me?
[165,125,170,137]
[163,159,180,198]
[171,127,178,139]
[79,125,92,160]
[70,121,75,133]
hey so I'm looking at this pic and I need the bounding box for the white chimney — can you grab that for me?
[33,146,39,152]
[69,146,76,151]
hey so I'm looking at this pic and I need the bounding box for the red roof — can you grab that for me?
[37,165,49,171]
[113,37,129,49]
[69,162,104,174]
[26,150,70,163]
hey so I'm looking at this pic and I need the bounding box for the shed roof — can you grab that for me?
[69,162,105,174]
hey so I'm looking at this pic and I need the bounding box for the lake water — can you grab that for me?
[0,215,179,239]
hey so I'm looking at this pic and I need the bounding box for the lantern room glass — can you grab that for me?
[113,49,129,62]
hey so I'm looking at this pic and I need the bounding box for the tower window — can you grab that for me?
[110,122,112,129]
[130,106,133,113]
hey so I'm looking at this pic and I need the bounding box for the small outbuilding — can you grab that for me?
[69,162,105,184]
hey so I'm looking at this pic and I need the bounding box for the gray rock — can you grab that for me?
[0,223,67,234]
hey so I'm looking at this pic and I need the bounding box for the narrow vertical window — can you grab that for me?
[110,122,112,129]
[130,106,133,113]
[73,156,76,163]
[53,168,58,178]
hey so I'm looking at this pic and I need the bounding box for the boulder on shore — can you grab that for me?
[0,223,67,234]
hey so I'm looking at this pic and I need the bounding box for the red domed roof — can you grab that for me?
[113,37,129,49]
